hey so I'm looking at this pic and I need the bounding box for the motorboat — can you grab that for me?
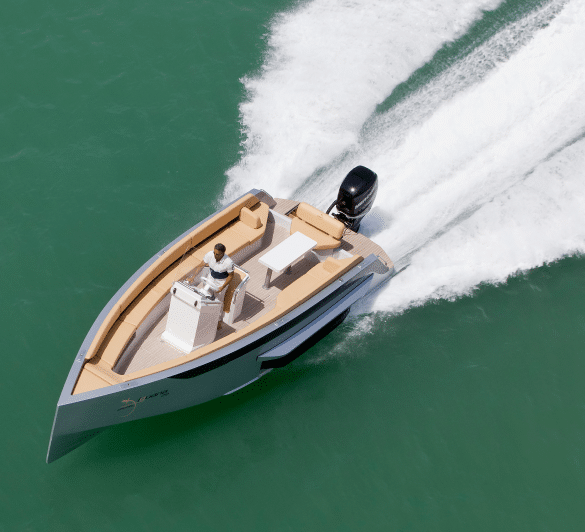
[47,166,394,463]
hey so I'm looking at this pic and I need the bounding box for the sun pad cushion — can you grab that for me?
[296,202,345,240]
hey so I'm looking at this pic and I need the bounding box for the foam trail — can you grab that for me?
[299,0,566,209]
[224,0,502,201]
[356,0,585,313]
[371,134,585,314]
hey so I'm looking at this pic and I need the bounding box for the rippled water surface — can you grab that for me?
[1,0,584,530]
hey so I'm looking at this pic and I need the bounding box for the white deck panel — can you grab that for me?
[259,232,317,273]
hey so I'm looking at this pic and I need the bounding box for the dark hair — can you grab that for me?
[214,243,226,253]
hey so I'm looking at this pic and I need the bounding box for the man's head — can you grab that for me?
[213,243,226,261]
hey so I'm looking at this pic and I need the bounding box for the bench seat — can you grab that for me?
[289,202,345,250]
[232,202,270,242]
[94,319,137,367]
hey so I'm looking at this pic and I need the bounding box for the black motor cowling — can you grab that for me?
[327,165,378,232]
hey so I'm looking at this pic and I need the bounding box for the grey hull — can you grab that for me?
[48,253,391,463]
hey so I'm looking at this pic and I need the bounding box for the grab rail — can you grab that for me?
[231,265,250,308]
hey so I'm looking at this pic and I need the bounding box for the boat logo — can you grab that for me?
[118,390,169,417]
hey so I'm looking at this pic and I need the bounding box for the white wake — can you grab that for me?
[226,0,585,316]
[224,0,502,201]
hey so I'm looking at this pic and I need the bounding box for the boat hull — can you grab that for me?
[47,254,390,463]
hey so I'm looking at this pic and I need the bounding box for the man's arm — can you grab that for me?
[217,271,234,293]
[185,261,208,284]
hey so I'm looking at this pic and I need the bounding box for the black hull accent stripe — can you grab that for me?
[169,275,371,380]
[260,308,350,369]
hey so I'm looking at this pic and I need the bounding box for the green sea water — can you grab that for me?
[2,0,585,530]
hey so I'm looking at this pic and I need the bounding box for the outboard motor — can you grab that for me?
[326,165,378,232]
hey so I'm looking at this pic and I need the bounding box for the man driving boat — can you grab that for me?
[188,243,234,301]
